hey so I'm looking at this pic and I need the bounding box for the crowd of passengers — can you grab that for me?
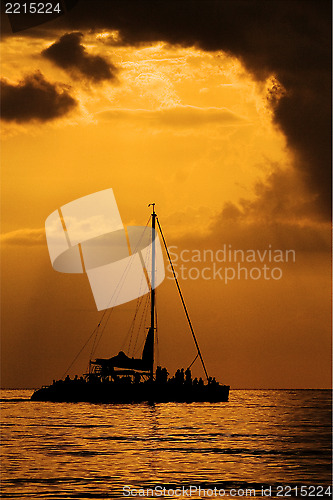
[55,367,219,387]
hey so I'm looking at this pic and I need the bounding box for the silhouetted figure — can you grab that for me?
[155,366,161,381]
[156,365,168,383]
[193,377,198,387]
[161,367,168,384]
[175,369,181,384]
[198,377,204,387]
[185,368,192,385]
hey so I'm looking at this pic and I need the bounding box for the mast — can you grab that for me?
[148,203,156,379]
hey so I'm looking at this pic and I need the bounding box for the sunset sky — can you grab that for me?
[1,0,331,389]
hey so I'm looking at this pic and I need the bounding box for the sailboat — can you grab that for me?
[31,205,230,403]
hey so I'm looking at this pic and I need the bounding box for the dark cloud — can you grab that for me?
[39,0,329,219]
[168,166,330,253]
[1,72,77,123]
[42,32,118,82]
[2,1,330,217]
[208,168,331,252]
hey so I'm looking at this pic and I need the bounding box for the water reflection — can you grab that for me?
[1,390,331,499]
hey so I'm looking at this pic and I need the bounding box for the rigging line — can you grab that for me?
[121,296,143,352]
[61,216,154,375]
[90,215,153,360]
[127,294,145,354]
[89,308,111,361]
[90,215,152,358]
[101,215,152,313]
[156,217,209,382]
[64,301,114,378]
[129,219,154,355]
[90,308,116,359]
[63,297,114,377]
[187,354,199,370]
[127,236,152,353]
[89,303,117,360]
[61,325,100,379]
[134,334,146,356]
[133,292,150,356]
[89,331,99,363]
[89,310,113,360]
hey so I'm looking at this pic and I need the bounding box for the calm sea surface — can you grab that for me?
[1,390,331,499]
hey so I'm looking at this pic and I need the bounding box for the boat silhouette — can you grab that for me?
[31,204,230,403]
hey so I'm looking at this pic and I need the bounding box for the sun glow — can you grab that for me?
[1,24,330,390]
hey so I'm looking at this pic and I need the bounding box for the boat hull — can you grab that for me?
[31,380,230,403]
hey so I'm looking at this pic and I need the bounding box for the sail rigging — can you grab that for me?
[59,204,209,382]
[156,216,209,382]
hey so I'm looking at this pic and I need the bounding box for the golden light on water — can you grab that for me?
[1,390,331,497]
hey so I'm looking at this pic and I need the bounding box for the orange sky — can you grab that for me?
[1,14,331,389]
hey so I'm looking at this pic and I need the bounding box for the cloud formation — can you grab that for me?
[1,72,77,123]
[1,228,45,245]
[31,0,330,219]
[99,104,247,128]
[208,168,331,252]
[42,32,118,82]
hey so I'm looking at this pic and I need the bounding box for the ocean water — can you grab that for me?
[0,390,331,499]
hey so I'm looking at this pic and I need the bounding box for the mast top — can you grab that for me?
[148,203,156,215]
